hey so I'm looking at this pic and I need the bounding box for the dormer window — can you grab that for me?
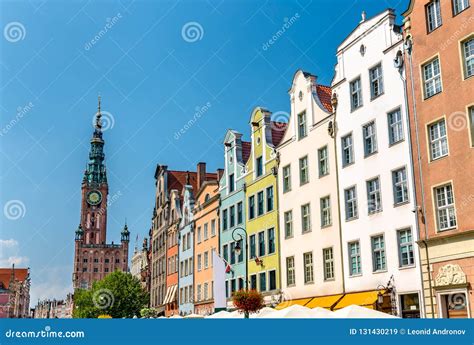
[256,156,263,177]
[297,111,307,139]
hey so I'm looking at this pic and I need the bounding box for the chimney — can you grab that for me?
[197,162,206,189]
[217,168,224,182]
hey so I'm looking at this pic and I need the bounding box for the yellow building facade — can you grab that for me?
[244,107,286,304]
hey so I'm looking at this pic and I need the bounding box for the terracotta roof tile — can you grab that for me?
[271,121,288,147]
[0,268,29,290]
[241,141,251,163]
[316,85,333,113]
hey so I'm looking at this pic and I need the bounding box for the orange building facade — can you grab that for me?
[193,163,221,316]
[403,0,474,318]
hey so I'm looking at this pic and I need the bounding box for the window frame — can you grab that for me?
[369,63,384,100]
[318,145,329,177]
[452,0,470,16]
[301,203,311,233]
[286,256,296,287]
[397,228,415,267]
[341,133,354,167]
[366,176,382,214]
[461,35,474,79]
[387,107,404,146]
[427,118,449,161]
[282,164,292,192]
[299,155,309,185]
[297,111,307,140]
[421,56,443,99]
[426,0,442,33]
[392,167,409,205]
[363,120,378,157]
[284,210,293,239]
[320,195,332,228]
[349,76,363,111]
[344,186,358,220]
[433,183,457,231]
[323,247,335,281]
[303,251,314,284]
[371,234,387,272]
[348,241,362,276]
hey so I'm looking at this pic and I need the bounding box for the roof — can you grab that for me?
[242,141,251,163]
[316,85,333,113]
[271,121,288,147]
[0,268,29,290]
[167,170,217,193]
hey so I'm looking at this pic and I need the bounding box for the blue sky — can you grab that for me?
[0,0,407,304]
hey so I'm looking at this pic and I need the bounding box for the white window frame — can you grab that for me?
[282,164,291,192]
[299,155,309,185]
[348,241,361,276]
[366,177,382,214]
[371,235,386,272]
[344,186,358,220]
[323,247,334,281]
[318,146,329,177]
[303,252,314,284]
[320,196,331,227]
[453,0,470,15]
[286,256,295,287]
[369,63,384,99]
[392,167,409,205]
[301,203,311,233]
[434,183,457,231]
[284,210,293,239]
[423,57,442,98]
[341,134,354,167]
[298,111,307,139]
[388,108,404,145]
[462,37,474,78]
[350,77,363,110]
[428,119,448,160]
[426,0,442,32]
[363,121,378,157]
[397,228,415,267]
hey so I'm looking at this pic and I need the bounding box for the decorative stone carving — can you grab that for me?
[435,264,467,286]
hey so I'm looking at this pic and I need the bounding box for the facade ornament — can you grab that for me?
[435,264,467,286]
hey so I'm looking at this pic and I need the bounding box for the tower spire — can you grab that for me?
[95,95,102,131]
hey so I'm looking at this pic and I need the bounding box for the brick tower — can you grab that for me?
[72,97,129,290]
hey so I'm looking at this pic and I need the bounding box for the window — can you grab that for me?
[258,231,265,256]
[299,156,308,185]
[211,219,216,237]
[229,173,235,193]
[423,58,442,98]
[320,196,331,227]
[435,184,457,230]
[426,0,442,32]
[388,108,404,145]
[222,209,228,230]
[269,270,276,290]
[204,283,209,300]
[301,203,311,233]
[428,119,448,160]
[286,256,295,286]
[230,206,235,228]
[238,277,244,290]
[369,64,384,98]
[197,254,202,271]
[284,210,293,238]
[249,235,256,259]
[250,275,257,290]
[256,156,263,177]
[323,248,334,280]
[348,241,361,276]
[453,0,470,15]
[363,121,378,156]
[248,196,255,220]
[367,177,382,214]
[392,168,409,204]
[197,227,202,243]
[259,272,267,292]
[204,251,209,268]
[204,223,209,240]
[266,186,274,212]
[237,239,244,263]
[257,191,264,216]
[303,252,314,284]
[237,202,243,224]
[267,228,275,254]
[344,187,358,220]
[197,285,202,301]
[298,111,307,139]
[282,165,291,192]
[350,77,362,110]
[398,229,414,267]
[83,258,88,263]
[371,235,386,272]
[230,242,236,265]
[318,146,329,177]
[462,37,474,78]
[341,134,354,166]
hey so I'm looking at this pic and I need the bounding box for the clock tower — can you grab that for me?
[73,97,130,290]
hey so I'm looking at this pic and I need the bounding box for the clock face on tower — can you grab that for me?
[86,190,102,205]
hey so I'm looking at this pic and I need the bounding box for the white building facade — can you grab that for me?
[332,9,423,317]
[277,70,344,307]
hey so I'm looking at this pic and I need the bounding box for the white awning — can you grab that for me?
[163,285,177,305]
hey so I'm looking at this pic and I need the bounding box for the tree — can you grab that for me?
[232,289,264,319]
[73,271,149,318]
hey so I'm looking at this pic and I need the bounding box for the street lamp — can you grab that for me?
[232,227,248,290]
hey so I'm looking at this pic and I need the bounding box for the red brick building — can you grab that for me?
[403,0,473,318]
[72,98,129,290]
[0,265,30,318]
